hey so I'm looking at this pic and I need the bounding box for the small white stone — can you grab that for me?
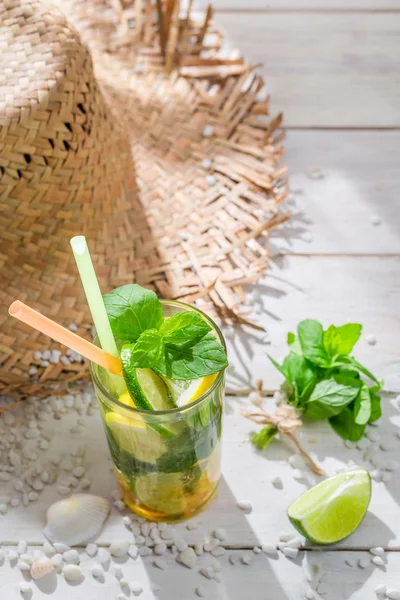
[384,460,399,471]
[91,565,105,581]
[20,554,33,566]
[344,440,356,449]
[262,544,278,558]
[202,125,214,137]
[51,554,63,567]
[372,556,385,567]
[154,543,167,555]
[253,546,262,554]
[236,500,252,512]
[213,528,227,541]
[53,543,70,553]
[272,476,283,489]
[370,547,385,556]
[206,174,216,186]
[10,496,20,507]
[288,454,306,469]
[283,547,298,559]
[358,557,370,569]
[63,549,80,564]
[241,554,252,565]
[366,334,377,346]
[356,438,370,451]
[200,567,214,579]
[131,581,144,596]
[179,547,197,569]
[386,589,400,600]
[317,582,329,595]
[203,538,219,552]
[305,589,316,600]
[72,466,85,478]
[18,560,31,571]
[366,429,380,443]
[128,544,138,559]
[138,546,152,557]
[374,583,386,595]
[229,553,240,565]
[154,557,167,570]
[370,469,382,482]
[279,532,295,543]
[19,582,32,595]
[0,504,8,515]
[201,159,212,170]
[98,548,110,564]
[122,516,132,528]
[286,536,303,549]
[61,459,74,471]
[382,472,392,483]
[370,214,381,226]
[8,550,18,562]
[0,473,11,481]
[63,564,84,583]
[57,485,70,496]
[211,546,226,557]
[196,586,206,597]
[80,478,91,489]
[68,323,78,332]
[194,543,204,556]
[114,499,125,511]
[345,557,356,567]
[60,356,70,366]
[17,540,27,555]
[109,540,130,558]
[40,471,50,484]
[175,537,188,552]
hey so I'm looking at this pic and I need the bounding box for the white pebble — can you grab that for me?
[19,582,32,596]
[283,547,298,559]
[91,565,104,581]
[236,501,252,513]
[206,174,216,186]
[370,469,382,482]
[17,540,27,555]
[366,334,377,346]
[384,460,399,471]
[61,459,73,471]
[72,466,85,478]
[382,472,392,483]
[344,440,356,449]
[63,549,80,564]
[109,541,130,558]
[356,438,370,450]
[253,546,262,554]
[18,560,31,571]
[53,543,70,553]
[20,554,33,565]
[262,544,278,558]
[229,553,240,565]
[154,543,167,555]
[203,538,219,552]
[8,550,18,562]
[114,500,125,511]
[154,558,167,570]
[57,485,70,496]
[138,546,152,557]
[279,532,295,542]
[358,557,370,569]
[63,564,84,583]
[68,323,78,332]
[0,473,11,481]
[241,554,252,565]
[179,547,197,569]
[345,557,356,567]
[305,589,316,600]
[201,159,212,170]
[372,556,385,567]
[122,516,132,528]
[175,538,188,552]
[366,429,381,443]
[370,214,381,226]
[196,586,206,597]
[194,543,204,556]
[386,590,400,600]
[317,582,329,595]
[272,476,283,489]
[131,581,144,596]
[202,125,214,137]
[213,528,227,541]
[128,544,138,559]
[200,567,214,579]
[11,496,21,507]
[288,454,306,469]
[81,478,91,489]
[51,554,63,567]
[370,547,385,556]
[287,536,303,549]
[374,583,386,595]
[97,548,110,565]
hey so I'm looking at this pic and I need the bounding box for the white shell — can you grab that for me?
[63,564,84,583]
[30,557,54,580]
[44,494,110,546]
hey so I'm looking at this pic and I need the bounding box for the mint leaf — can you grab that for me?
[306,375,360,420]
[282,353,317,401]
[332,355,379,384]
[298,320,330,368]
[251,426,277,450]
[369,384,382,422]
[155,333,228,380]
[267,355,287,379]
[122,330,166,372]
[354,382,371,425]
[160,311,211,347]
[104,284,163,343]
[329,408,366,441]
[323,323,362,357]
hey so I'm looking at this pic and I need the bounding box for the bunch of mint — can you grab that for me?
[103,284,228,380]
[266,319,383,442]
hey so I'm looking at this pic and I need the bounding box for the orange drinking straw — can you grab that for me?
[9,301,122,376]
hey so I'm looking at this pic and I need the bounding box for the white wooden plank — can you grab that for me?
[214,12,400,127]
[272,131,400,255]
[224,256,400,393]
[0,545,398,600]
[190,0,400,10]
[1,388,400,549]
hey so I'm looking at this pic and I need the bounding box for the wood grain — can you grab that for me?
[214,12,400,127]
[190,0,400,10]
[272,131,400,255]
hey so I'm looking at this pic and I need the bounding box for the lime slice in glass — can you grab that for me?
[105,412,167,464]
[162,373,218,407]
[135,472,186,515]
[287,468,371,544]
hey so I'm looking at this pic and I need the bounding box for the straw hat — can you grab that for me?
[0,0,289,395]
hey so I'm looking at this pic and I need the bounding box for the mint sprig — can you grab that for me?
[104,284,228,380]
[266,319,383,442]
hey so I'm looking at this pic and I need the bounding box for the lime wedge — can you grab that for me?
[105,412,166,464]
[162,373,218,407]
[135,472,186,515]
[287,468,371,544]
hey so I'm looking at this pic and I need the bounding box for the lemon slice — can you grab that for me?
[163,373,218,407]
[105,411,167,464]
[134,472,186,515]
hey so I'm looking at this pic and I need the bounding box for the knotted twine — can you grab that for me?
[243,381,325,476]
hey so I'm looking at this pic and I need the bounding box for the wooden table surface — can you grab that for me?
[1,1,400,599]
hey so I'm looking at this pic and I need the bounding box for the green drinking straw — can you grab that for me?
[70,236,119,359]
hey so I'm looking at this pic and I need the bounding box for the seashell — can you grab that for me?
[63,564,84,583]
[30,556,54,580]
[44,494,110,546]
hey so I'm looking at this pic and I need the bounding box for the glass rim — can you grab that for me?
[89,299,226,416]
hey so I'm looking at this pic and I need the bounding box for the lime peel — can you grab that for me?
[287,468,371,544]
